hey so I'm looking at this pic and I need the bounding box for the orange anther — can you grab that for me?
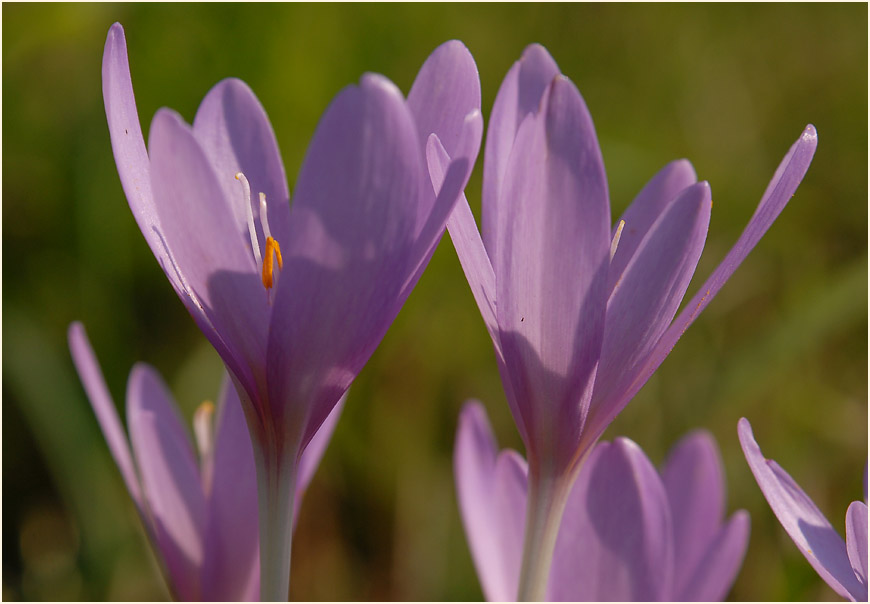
[262,236,283,290]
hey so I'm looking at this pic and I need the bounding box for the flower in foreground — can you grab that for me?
[738,418,867,601]
[455,402,749,601]
[102,23,481,598]
[68,322,343,601]
[433,43,816,598]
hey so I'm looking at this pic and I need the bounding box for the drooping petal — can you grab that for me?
[846,501,868,599]
[495,76,610,468]
[193,78,292,247]
[586,182,711,441]
[547,438,673,601]
[201,376,259,602]
[658,430,726,597]
[738,418,863,600]
[267,73,427,451]
[454,402,527,602]
[676,510,750,601]
[608,159,697,291]
[67,322,144,516]
[127,365,206,601]
[482,44,560,259]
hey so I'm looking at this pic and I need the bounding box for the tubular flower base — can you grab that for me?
[455,402,750,602]
[68,322,342,601]
[739,418,868,602]
[102,23,481,598]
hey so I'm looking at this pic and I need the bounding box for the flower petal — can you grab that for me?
[482,44,560,259]
[659,430,726,597]
[201,376,259,602]
[738,417,862,600]
[547,438,673,601]
[495,76,610,467]
[67,323,144,517]
[676,510,750,601]
[454,402,526,602]
[846,501,868,600]
[268,74,425,450]
[127,364,206,601]
[193,78,292,246]
[586,182,711,442]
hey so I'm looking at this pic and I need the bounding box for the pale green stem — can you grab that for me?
[516,468,573,602]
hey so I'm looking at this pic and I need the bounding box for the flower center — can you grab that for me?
[235,172,284,296]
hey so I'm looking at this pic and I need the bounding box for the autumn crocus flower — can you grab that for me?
[738,418,867,601]
[455,402,749,601]
[68,322,342,601]
[434,43,817,599]
[102,23,480,598]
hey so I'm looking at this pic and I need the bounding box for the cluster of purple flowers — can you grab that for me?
[71,23,865,602]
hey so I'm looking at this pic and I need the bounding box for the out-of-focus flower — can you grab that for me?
[432,43,816,598]
[102,22,481,598]
[68,322,342,601]
[455,402,749,601]
[738,418,867,601]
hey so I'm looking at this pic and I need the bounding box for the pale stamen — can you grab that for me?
[610,219,626,261]
[193,400,216,493]
[235,172,263,269]
[259,192,283,293]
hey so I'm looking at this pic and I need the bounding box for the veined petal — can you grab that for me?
[676,510,750,601]
[193,78,292,247]
[608,159,697,293]
[201,376,259,602]
[482,44,560,259]
[127,365,206,601]
[454,402,526,601]
[738,418,862,600]
[547,438,673,601]
[495,76,610,467]
[846,501,868,599]
[586,182,711,441]
[268,73,425,451]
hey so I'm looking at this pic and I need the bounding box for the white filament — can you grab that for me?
[259,192,274,241]
[610,219,626,261]
[235,172,262,269]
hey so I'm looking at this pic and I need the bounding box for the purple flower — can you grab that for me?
[739,418,868,601]
[455,402,750,601]
[68,322,342,601]
[102,23,481,598]
[433,43,816,598]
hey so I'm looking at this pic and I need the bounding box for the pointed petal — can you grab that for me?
[659,430,726,597]
[127,365,206,601]
[268,74,425,449]
[482,44,560,259]
[846,501,868,600]
[193,78,292,246]
[547,438,673,601]
[201,376,259,602]
[608,159,697,291]
[587,183,711,439]
[67,323,144,516]
[677,510,750,601]
[738,418,862,600]
[495,76,610,467]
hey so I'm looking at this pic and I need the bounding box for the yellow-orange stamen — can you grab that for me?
[262,236,283,290]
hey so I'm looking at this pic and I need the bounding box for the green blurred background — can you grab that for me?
[2,3,866,601]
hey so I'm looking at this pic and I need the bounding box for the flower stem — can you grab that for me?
[516,467,572,601]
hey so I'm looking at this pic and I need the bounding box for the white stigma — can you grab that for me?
[235,172,262,269]
[610,219,626,261]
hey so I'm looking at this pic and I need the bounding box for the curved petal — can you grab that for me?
[608,159,697,291]
[482,44,560,259]
[659,430,726,596]
[547,438,673,601]
[201,375,259,602]
[127,365,206,601]
[454,402,526,602]
[846,501,868,600]
[738,418,862,600]
[586,182,711,440]
[676,510,750,601]
[67,322,144,516]
[193,78,292,246]
[495,76,610,468]
[268,73,425,451]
